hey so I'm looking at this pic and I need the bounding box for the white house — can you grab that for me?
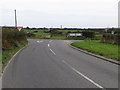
[67,33,82,37]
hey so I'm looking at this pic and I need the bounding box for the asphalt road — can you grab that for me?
[3,39,118,89]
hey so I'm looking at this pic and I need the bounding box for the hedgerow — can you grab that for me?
[2,28,27,50]
[101,33,120,45]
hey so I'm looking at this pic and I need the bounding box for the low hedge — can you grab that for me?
[101,33,120,45]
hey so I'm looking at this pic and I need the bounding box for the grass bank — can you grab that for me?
[71,41,119,61]
[2,41,28,69]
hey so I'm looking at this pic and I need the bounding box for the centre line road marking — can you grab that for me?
[39,41,43,42]
[37,41,40,43]
[50,48,56,55]
[62,60,105,90]
[48,44,50,47]
[37,40,43,43]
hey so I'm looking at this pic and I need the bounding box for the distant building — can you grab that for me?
[111,31,115,34]
[67,33,82,37]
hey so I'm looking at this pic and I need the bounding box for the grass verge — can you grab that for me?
[71,41,119,61]
[51,36,66,39]
[2,41,28,70]
[27,37,50,39]
[33,33,50,35]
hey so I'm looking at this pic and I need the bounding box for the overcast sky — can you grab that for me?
[0,0,119,28]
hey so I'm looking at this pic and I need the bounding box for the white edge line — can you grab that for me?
[50,48,56,55]
[1,43,29,89]
[2,43,29,75]
[62,60,105,89]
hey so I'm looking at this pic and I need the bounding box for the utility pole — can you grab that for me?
[14,9,17,28]
[118,1,120,28]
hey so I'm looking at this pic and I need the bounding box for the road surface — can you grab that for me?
[3,39,118,89]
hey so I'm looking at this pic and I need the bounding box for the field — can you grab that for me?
[24,29,81,33]
[24,29,48,33]
[58,30,82,33]
[71,41,119,61]
[24,29,102,40]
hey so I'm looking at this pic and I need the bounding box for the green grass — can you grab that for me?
[2,41,28,69]
[28,35,85,40]
[71,41,119,61]
[28,35,66,40]
[33,33,50,35]
[24,29,81,34]
[28,37,50,39]
[51,36,66,39]
[58,30,81,33]
[25,29,103,40]
[94,34,103,40]
[24,29,48,33]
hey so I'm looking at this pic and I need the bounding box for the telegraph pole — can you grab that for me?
[118,1,120,28]
[14,9,17,28]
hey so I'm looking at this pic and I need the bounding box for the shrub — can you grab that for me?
[26,33,35,37]
[82,31,95,39]
[2,28,27,50]
[101,33,120,45]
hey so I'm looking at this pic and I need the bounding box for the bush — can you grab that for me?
[50,30,63,35]
[66,36,85,40]
[27,33,35,37]
[82,31,95,39]
[101,33,120,45]
[2,28,27,50]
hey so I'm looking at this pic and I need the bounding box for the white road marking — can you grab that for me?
[48,44,50,47]
[37,41,40,43]
[3,49,21,72]
[39,41,43,42]
[49,40,53,43]
[64,40,72,43]
[62,60,105,90]
[50,48,56,55]
[37,40,43,43]
[3,45,28,74]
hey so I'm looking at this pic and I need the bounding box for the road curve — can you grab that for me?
[3,39,118,88]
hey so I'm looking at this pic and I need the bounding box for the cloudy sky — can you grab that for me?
[0,0,119,28]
